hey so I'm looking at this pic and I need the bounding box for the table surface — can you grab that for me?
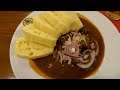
[0,11,31,79]
[0,11,119,79]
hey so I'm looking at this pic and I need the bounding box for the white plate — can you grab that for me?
[9,11,120,79]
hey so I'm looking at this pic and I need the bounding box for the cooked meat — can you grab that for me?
[53,30,99,69]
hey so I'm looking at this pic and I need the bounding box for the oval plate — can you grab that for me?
[10,11,120,79]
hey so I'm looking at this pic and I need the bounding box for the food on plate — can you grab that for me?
[53,11,83,31]
[33,15,61,39]
[15,11,83,58]
[15,37,54,59]
[23,24,57,47]
[53,31,99,69]
[14,11,105,79]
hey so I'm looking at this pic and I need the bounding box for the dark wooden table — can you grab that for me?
[0,11,31,79]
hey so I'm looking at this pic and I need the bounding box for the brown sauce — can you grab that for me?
[29,14,105,79]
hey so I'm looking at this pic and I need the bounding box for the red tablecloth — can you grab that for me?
[99,11,120,33]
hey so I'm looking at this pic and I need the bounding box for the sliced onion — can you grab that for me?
[90,43,95,49]
[58,50,65,63]
[83,54,89,59]
[91,38,99,56]
[83,49,91,54]
[67,57,72,65]
[94,40,99,56]
[77,57,89,63]
[62,43,80,57]
[63,55,72,65]
[78,49,91,64]
[77,50,96,69]
[71,31,80,36]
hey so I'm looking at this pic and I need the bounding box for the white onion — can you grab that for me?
[77,50,96,69]
[78,57,89,63]
[92,38,99,56]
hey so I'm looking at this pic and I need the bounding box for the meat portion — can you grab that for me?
[53,31,99,69]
